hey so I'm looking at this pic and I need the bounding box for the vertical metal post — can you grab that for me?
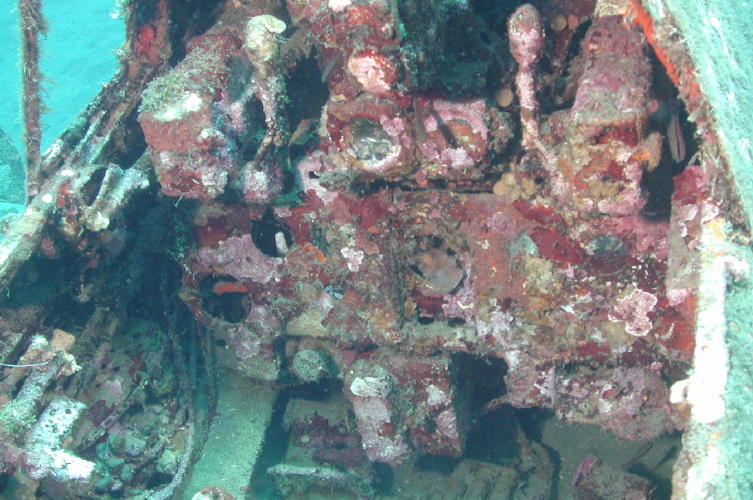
[18,0,45,199]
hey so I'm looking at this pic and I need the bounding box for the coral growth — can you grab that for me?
[0,0,724,496]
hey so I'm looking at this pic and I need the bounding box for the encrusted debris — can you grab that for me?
[0,0,744,497]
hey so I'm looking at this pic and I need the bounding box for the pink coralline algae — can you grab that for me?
[609,288,659,337]
[296,152,339,205]
[415,99,489,172]
[508,4,545,69]
[556,366,676,442]
[128,0,706,489]
[2,0,729,496]
[570,16,651,135]
[344,372,410,466]
[196,234,282,284]
[508,4,545,153]
[346,50,398,94]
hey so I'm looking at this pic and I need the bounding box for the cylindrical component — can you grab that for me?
[508,4,546,155]
[244,15,287,75]
[508,4,544,70]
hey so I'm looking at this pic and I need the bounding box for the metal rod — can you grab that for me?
[18,0,45,198]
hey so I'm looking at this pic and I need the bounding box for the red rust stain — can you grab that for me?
[282,206,313,243]
[654,311,695,356]
[672,164,708,204]
[135,25,156,56]
[513,200,565,227]
[195,223,228,248]
[627,0,702,100]
[603,161,627,181]
[301,242,327,262]
[574,342,612,362]
[597,125,640,147]
[530,227,584,264]
[411,290,446,317]
[346,5,386,29]
[342,193,391,230]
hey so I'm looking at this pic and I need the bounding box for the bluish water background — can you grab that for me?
[0,1,124,157]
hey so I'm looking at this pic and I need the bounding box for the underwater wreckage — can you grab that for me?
[1,0,752,498]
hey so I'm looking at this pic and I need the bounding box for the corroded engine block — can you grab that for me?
[136,0,700,463]
[131,0,721,496]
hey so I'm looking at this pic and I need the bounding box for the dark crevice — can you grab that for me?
[251,210,293,258]
[106,108,147,168]
[199,275,247,324]
[286,53,329,130]
[641,45,699,221]
[167,0,224,66]
[83,167,108,206]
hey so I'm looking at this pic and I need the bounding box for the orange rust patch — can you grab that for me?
[627,0,702,100]
[301,242,327,263]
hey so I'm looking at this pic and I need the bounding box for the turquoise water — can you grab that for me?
[0,1,124,203]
